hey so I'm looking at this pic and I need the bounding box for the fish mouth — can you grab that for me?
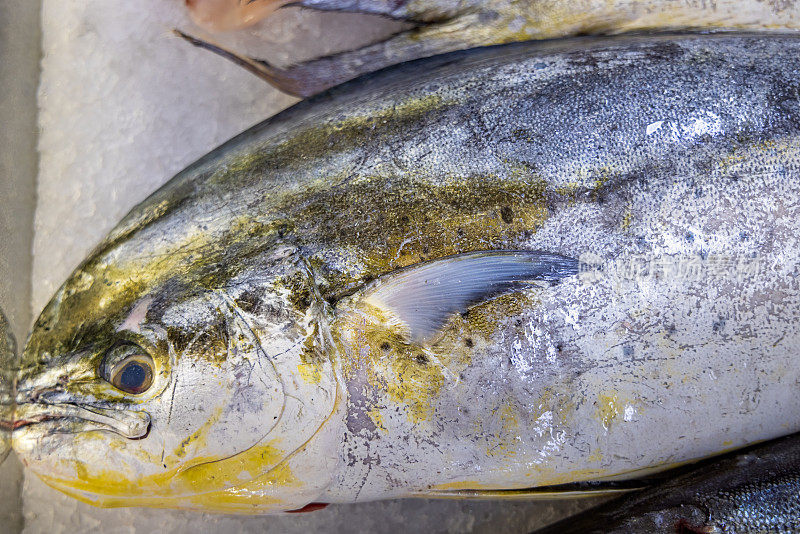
[8,402,151,440]
[0,417,53,431]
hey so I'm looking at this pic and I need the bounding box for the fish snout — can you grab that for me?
[11,401,151,440]
[9,363,150,441]
[14,374,69,404]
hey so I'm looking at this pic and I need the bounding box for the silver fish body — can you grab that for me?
[12,33,800,512]
[535,432,800,533]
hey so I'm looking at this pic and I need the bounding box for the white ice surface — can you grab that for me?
[28,2,603,531]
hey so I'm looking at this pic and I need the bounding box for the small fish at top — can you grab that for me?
[180,0,800,96]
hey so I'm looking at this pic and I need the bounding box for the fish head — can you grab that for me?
[14,202,343,513]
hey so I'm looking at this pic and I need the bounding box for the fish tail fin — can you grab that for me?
[174,20,479,98]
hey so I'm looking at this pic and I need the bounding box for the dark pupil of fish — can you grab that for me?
[120,362,147,391]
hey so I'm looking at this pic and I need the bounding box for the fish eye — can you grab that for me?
[100,343,154,395]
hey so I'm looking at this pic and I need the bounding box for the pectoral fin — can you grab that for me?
[361,251,579,343]
[174,30,322,97]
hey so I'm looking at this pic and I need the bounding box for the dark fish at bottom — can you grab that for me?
[535,433,800,533]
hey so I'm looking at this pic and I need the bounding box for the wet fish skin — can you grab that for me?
[181,0,800,96]
[534,433,800,534]
[11,34,800,513]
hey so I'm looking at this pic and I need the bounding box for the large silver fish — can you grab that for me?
[0,308,14,464]
[11,33,800,514]
[180,0,800,95]
[535,432,800,533]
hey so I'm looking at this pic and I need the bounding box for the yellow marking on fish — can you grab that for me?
[175,440,286,489]
[186,464,298,512]
[368,405,388,432]
[297,361,322,384]
[620,205,633,230]
[186,491,283,513]
[432,480,495,491]
[596,392,642,431]
[39,470,287,513]
[500,402,520,433]
[35,436,291,511]
[335,290,540,424]
[522,467,611,487]
[174,406,224,458]
[62,270,94,298]
[596,393,623,431]
[334,301,472,425]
